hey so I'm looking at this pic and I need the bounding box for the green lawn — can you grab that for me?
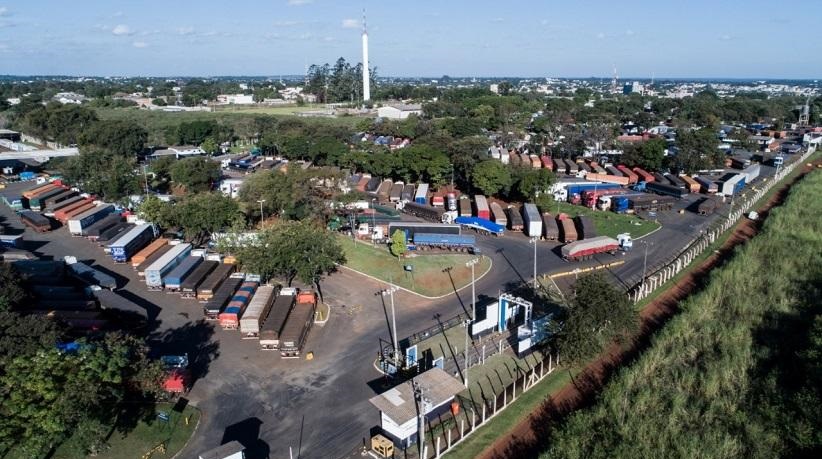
[338,236,491,297]
[210,104,327,115]
[543,201,660,239]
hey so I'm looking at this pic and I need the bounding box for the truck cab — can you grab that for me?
[773,156,784,167]
[616,233,633,251]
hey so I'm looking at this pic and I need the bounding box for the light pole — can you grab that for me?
[465,258,480,321]
[533,235,540,287]
[381,284,400,366]
[371,198,377,246]
[257,199,266,224]
[463,318,472,388]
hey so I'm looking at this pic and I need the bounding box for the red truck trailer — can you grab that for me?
[561,236,620,261]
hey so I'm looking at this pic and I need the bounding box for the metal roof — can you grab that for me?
[369,368,464,426]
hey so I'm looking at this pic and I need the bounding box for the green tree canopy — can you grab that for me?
[623,137,666,171]
[174,192,243,245]
[471,160,512,196]
[0,264,26,312]
[170,156,221,192]
[79,119,147,156]
[390,230,407,258]
[514,168,556,202]
[60,147,140,201]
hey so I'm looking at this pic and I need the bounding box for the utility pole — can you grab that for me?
[412,379,429,459]
[381,283,400,367]
[463,318,472,388]
[530,237,539,290]
[465,258,480,321]
[257,199,266,224]
[371,198,377,246]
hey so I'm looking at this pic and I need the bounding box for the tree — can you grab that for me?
[147,155,176,190]
[137,195,175,229]
[200,137,219,155]
[671,128,721,173]
[79,119,147,157]
[623,137,666,171]
[151,97,167,106]
[60,148,139,201]
[231,220,345,289]
[513,168,555,202]
[174,192,243,245]
[471,160,512,196]
[554,272,638,368]
[170,156,221,192]
[238,168,324,221]
[390,230,407,259]
[0,264,26,312]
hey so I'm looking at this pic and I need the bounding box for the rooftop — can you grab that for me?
[369,368,464,425]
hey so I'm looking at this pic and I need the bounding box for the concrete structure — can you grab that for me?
[216,94,254,105]
[151,146,206,159]
[377,104,423,120]
[219,178,246,199]
[0,147,79,161]
[362,11,371,102]
[369,368,464,446]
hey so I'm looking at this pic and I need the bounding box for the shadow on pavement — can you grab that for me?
[221,417,270,459]
[149,319,220,383]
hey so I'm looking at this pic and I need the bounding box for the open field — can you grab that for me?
[543,201,660,239]
[210,104,326,115]
[338,236,491,297]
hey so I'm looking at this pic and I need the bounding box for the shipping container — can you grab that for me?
[203,274,243,320]
[507,206,524,231]
[577,161,591,173]
[616,165,639,184]
[490,202,507,226]
[652,172,667,184]
[741,164,760,183]
[31,285,84,301]
[67,204,116,236]
[414,183,429,204]
[136,243,173,277]
[522,203,542,237]
[356,176,369,192]
[679,175,702,193]
[541,213,559,240]
[694,176,719,193]
[559,217,578,242]
[473,195,490,220]
[240,285,277,338]
[401,184,415,202]
[196,262,235,301]
[730,157,751,169]
[84,213,124,239]
[259,293,296,350]
[145,243,193,289]
[28,186,67,211]
[279,301,316,358]
[20,211,51,232]
[401,201,445,222]
[64,256,117,289]
[519,153,530,166]
[54,199,93,223]
[645,181,689,198]
[163,254,204,292]
[574,215,597,239]
[180,260,218,298]
[561,236,620,261]
[566,160,579,174]
[541,156,553,170]
[718,173,745,196]
[108,224,154,263]
[218,280,258,329]
[458,198,472,217]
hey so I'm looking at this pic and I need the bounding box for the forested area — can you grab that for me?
[540,170,822,459]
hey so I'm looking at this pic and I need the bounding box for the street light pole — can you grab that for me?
[530,237,538,290]
[257,199,266,224]
[463,318,471,388]
[371,198,377,246]
[381,284,400,366]
[465,258,480,321]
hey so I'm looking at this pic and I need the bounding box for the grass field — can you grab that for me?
[543,201,660,239]
[338,236,491,297]
[210,104,327,115]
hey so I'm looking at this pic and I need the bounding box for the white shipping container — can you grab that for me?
[522,203,543,237]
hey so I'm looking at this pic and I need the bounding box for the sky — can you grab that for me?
[0,0,820,79]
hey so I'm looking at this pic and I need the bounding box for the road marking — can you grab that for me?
[547,260,625,279]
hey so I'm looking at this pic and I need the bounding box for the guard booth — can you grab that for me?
[198,441,244,459]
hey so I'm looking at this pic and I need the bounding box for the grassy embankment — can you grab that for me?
[539,167,822,458]
[337,235,491,297]
[540,200,660,239]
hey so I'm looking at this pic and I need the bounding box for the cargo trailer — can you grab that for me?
[566,159,579,175]
[162,254,204,292]
[574,215,597,239]
[28,186,67,211]
[616,165,639,184]
[401,201,446,222]
[541,156,553,170]
[741,164,760,183]
[561,236,620,261]
[644,181,688,198]
[93,289,147,321]
[389,182,404,202]
[414,183,429,204]
[108,224,154,263]
[240,285,277,338]
[530,155,542,169]
[507,206,523,231]
[67,204,116,236]
[694,176,719,193]
[0,234,22,248]
[629,195,676,212]
[1,192,25,211]
[54,200,93,223]
[730,157,751,169]
[679,175,701,193]
[388,222,460,241]
[31,285,84,301]
[196,263,235,301]
[652,172,667,183]
[590,162,607,175]
[136,243,174,277]
[131,238,169,267]
[279,300,316,358]
[376,180,393,200]
[145,243,193,290]
[20,211,51,232]
[64,256,117,289]
[46,195,84,215]
[412,233,476,251]
[364,176,381,193]
[559,217,578,242]
[605,165,623,177]
[180,260,218,298]
[551,158,562,173]
[585,173,630,186]
[522,203,542,237]
[218,280,258,329]
[203,274,243,320]
[457,198,472,217]
[42,189,76,209]
[519,153,530,166]
[22,183,57,199]
[541,213,559,240]
[490,202,507,226]
[401,184,415,202]
[97,222,132,245]
[473,195,490,220]
[696,197,719,215]
[718,173,745,196]
[356,176,369,192]
[576,161,591,173]
[632,167,655,183]
[84,214,124,240]
[259,292,296,350]
[665,174,687,189]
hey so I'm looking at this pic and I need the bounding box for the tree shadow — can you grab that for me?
[495,248,527,284]
[148,319,220,383]
[221,417,271,459]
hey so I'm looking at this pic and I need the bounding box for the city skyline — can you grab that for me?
[1,0,821,79]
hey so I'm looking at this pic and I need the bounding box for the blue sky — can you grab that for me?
[0,0,820,78]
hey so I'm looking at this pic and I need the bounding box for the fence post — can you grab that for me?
[436,436,440,458]
[503,388,508,407]
[512,377,517,400]
[481,403,485,423]
[473,408,477,429]
[460,419,465,439]
[447,429,452,449]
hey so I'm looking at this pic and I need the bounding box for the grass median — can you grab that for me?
[542,201,660,239]
[338,236,491,297]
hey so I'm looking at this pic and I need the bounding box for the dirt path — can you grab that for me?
[478,161,820,459]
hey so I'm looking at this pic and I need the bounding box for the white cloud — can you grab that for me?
[273,20,301,27]
[626,29,635,36]
[719,34,732,41]
[596,32,605,39]
[540,19,549,26]
[287,0,313,5]
[132,41,148,48]
[341,18,359,29]
[112,11,123,18]
[0,7,9,17]
[491,17,504,23]
[112,24,133,36]
[177,26,195,35]
[323,36,335,42]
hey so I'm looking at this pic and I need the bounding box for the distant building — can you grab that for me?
[53,92,87,104]
[219,178,246,199]
[0,129,22,142]
[151,146,206,159]
[377,103,423,120]
[216,94,255,105]
[489,83,499,94]
[623,81,643,95]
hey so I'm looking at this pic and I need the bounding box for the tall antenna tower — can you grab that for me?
[798,95,810,127]
[361,9,371,102]
[611,64,619,94]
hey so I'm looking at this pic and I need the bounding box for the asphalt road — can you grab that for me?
[0,156,792,459]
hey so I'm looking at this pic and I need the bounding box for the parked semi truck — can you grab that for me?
[641,181,689,198]
[522,203,542,237]
[131,238,169,268]
[64,256,117,290]
[67,204,115,236]
[414,183,428,204]
[240,285,277,339]
[412,233,476,252]
[85,214,124,240]
[473,195,490,220]
[196,263,235,301]
[109,224,155,263]
[180,260,219,299]
[219,280,258,329]
[401,201,446,222]
[280,291,317,358]
[561,236,620,261]
[507,206,523,231]
[28,186,67,211]
[541,213,559,240]
[203,273,244,320]
[558,216,577,242]
[260,288,297,350]
[163,254,204,292]
[490,202,507,226]
[694,176,719,193]
[145,243,193,290]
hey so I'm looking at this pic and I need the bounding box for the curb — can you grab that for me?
[336,257,493,300]
[170,406,203,459]
[634,223,663,240]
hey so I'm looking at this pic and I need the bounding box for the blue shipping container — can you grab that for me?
[163,255,203,290]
